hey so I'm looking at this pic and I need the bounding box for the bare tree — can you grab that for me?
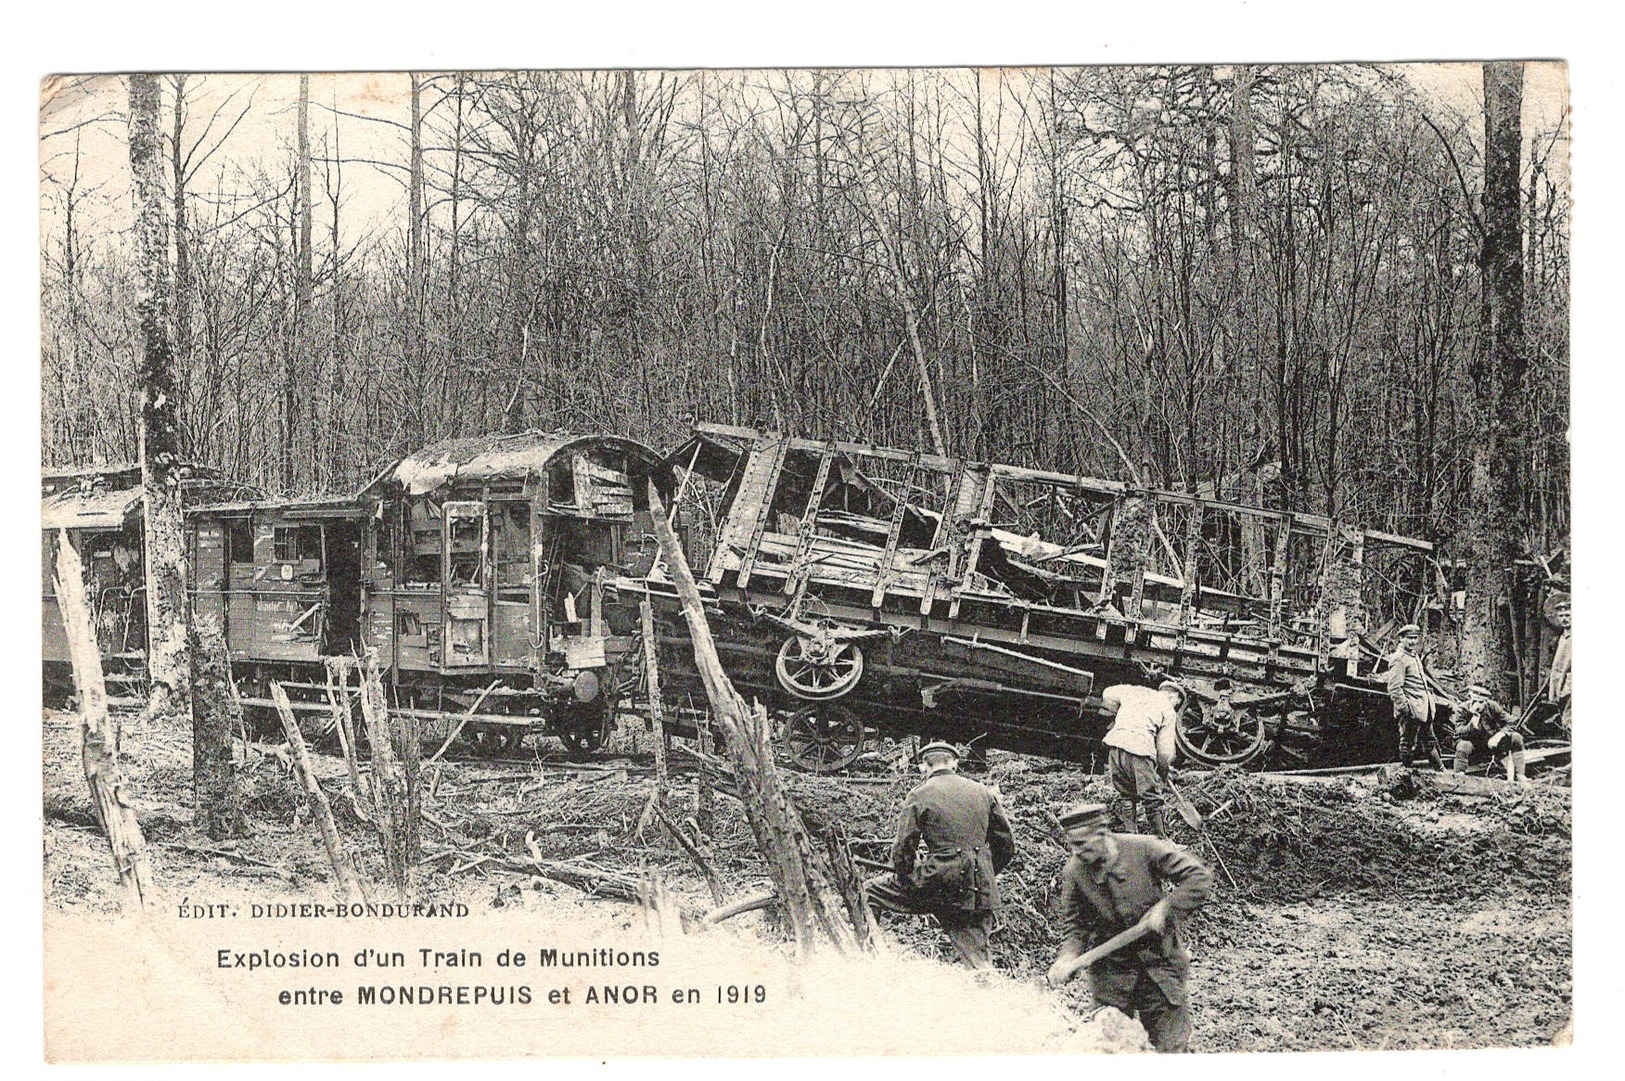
[1458,61,1528,698]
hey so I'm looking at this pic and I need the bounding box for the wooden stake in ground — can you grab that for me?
[647,481,867,954]
[634,596,669,837]
[270,683,366,903]
[53,533,154,911]
[357,650,420,900]
[190,618,248,840]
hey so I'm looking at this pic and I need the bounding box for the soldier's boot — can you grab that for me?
[1423,738,1443,771]
[1111,799,1138,834]
[1508,750,1528,783]
[1143,802,1170,838]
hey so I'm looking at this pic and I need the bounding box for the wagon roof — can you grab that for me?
[364,431,662,497]
[41,485,143,531]
[187,495,365,519]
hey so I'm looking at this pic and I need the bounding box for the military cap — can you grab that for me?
[1157,679,1188,704]
[1397,624,1421,637]
[916,740,961,761]
[1057,802,1111,832]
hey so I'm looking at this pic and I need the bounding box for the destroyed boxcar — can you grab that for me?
[352,432,664,753]
[42,462,251,700]
[635,424,1440,771]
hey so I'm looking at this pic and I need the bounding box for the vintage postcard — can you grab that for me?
[38,63,1572,1062]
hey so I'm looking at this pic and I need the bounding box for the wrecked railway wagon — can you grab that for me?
[45,433,668,758]
[632,424,1438,771]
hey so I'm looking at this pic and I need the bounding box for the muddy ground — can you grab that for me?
[42,710,1571,1054]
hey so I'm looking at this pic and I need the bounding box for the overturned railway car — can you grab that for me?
[631,424,1443,771]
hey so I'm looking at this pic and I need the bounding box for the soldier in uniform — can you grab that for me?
[1452,683,1528,782]
[1546,596,1572,731]
[1385,624,1442,769]
[865,741,1016,969]
[1046,802,1213,1053]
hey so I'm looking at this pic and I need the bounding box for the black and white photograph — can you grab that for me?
[35,55,1575,1062]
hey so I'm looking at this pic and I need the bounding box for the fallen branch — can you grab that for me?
[705,890,778,925]
[655,804,726,905]
[271,683,368,904]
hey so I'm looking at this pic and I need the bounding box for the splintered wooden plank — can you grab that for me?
[731,429,793,585]
[1266,513,1292,667]
[784,443,838,598]
[870,457,921,608]
[948,468,999,619]
[1175,500,1204,652]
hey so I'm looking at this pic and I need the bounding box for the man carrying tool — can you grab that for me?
[865,741,1016,969]
[1046,802,1213,1053]
[1098,680,1185,836]
[1385,624,1442,769]
[1452,683,1528,782]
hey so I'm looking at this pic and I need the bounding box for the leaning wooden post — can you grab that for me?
[53,532,155,911]
[634,596,669,837]
[270,682,366,903]
[357,650,418,900]
[646,482,864,954]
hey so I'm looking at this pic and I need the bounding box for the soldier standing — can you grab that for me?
[1385,624,1442,769]
[1046,802,1213,1053]
[865,741,1016,969]
[1546,596,1572,730]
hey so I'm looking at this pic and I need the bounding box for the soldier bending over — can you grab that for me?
[1046,802,1213,1053]
[865,741,1016,969]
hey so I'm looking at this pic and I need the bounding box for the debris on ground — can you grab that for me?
[42,712,1570,1051]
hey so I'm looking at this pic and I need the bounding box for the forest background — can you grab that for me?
[39,65,1570,574]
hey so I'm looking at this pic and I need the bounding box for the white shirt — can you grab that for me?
[1100,684,1178,762]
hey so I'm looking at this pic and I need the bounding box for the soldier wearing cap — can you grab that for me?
[1384,624,1442,769]
[1453,683,1527,782]
[1097,680,1186,836]
[1046,802,1213,1053]
[865,740,1016,969]
[1546,595,1572,730]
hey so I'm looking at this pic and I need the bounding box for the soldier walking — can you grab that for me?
[1046,802,1213,1053]
[865,741,1016,969]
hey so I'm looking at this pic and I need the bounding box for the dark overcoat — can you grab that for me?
[890,771,1016,914]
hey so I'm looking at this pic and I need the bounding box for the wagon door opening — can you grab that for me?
[441,501,489,667]
[321,518,362,657]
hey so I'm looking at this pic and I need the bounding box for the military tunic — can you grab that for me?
[1384,649,1441,766]
[1056,833,1213,1052]
[866,770,1016,968]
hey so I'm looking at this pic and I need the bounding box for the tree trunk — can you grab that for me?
[189,618,247,839]
[357,650,419,900]
[128,73,190,722]
[1459,62,1528,699]
[646,481,866,954]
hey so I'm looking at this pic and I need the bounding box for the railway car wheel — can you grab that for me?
[1175,700,1267,767]
[557,704,609,760]
[775,632,864,700]
[468,724,519,757]
[783,703,865,773]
